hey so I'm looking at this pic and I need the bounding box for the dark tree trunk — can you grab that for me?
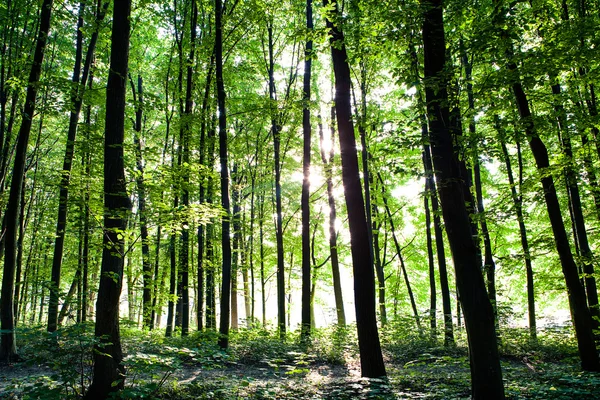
[266,22,286,341]
[300,0,313,341]
[216,0,232,350]
[425,179,437,338]
[58,269,80,326]
[323,0,385,378]
[205,119,217,330]
[551,81,600,331]
[166,231,177,337]
[411,33,454,346]
[378,174,421,331]
[47,0,107,334]
[231,167,240,330]
[461,44,498,325]
[197,56,215,332]
[259,191,267,328]
[372,201,387,327]
[492,0,599,367]
[422,1,504,398]
[1,0,54,363]
[179,0,198,337]
[130,74,153,330]
[496,119,536,341]
[512,79,598,371]
[85,0,132,397]
[319,110,346,326]
[81,72,93,324]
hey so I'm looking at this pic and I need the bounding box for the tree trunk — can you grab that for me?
[231,168,240,330]
[422,1,504,397]
[216,0,232,350]
[47,0,107,334]
[130,74,153,330]
[372,205,387,327]
[266,22,286,341]
[85,0,132,396]
[378,174,421,331]
[323,0,385,378]
[551,81,600,331]
[461,44,498,326]
[492,1,600,368]
[319,110,346,326]
[300,0,313,341]
[496,119,536,341]
[425,179,437,338]
[1,0,54,363]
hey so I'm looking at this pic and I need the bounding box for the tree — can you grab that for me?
[300,0,313,341]
[47,0,108,334]
[492,0,600,372]
[85,0,132,397]
[216,0,232,350]
[421,0,504,397]
[0,0,54,363]
[323,0,385,378]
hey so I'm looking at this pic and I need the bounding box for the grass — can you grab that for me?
[1,322,599,399]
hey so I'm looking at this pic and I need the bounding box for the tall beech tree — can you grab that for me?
[0,0,53,363]
[130,74,152,329]
[85,0,132,397]
[216,0,233,350]
[492,1,600,371]
[319,108,346,327]
[323,0,385,378]
[300,0,313,341]
[422,0,504,398]
[47,0,108,334]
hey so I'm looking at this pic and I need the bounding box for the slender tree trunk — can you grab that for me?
[231,169,240,330]
[378,174,421,331]
[461,44,498,325]
[129,74,153,330]
[319,111,346,326]
[85,0,132,396]
[266,23,286,341]
[425,179,437,338]
[493,2,600,369]
[323,0,385,378]
[300,0,313,340]
[259,191,267,328]
[166,231,177,337]
[1,0,53,363]
[551,81,600,331]
[47,0,107,334]
[410,32,454,346]
[197,56,214,332]
[496,120,536,341]
[216,0,232,350]
[372,202,387,327]
[422,2,504,397]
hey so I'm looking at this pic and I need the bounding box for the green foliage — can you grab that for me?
[2,325,600,399]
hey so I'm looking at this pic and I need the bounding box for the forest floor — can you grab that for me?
[1,323,600,399]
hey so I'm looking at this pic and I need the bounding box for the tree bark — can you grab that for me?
[1,0,54,363]
[319,111,346,326]
[216,0,232,350]
[422,1,504,397]
[323,0,385,378]
[85,0,132,396]
[496,119,536,341]
[130,74,153,330]
[300,0,313,341]
[47,0,108,334]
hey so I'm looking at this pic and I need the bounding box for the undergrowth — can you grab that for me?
[0,322,598,399]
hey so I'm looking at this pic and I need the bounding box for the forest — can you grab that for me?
[0,0,600,398]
